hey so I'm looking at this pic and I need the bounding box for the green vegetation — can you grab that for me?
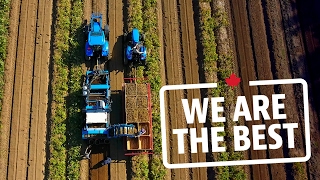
[65,0,83,179]
[49,0,71,178]
[49,0,83,179]
[0,0,11,123]
[292,162,307,180]
[142,1,166,179]
[131,154,149,180]
[198,1,246,179]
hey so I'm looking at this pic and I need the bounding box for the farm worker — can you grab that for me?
[132,43,144,54]
[139,128,146,135]
[84,145,92,160]
[101,157,112,166]
[135,128,146,137]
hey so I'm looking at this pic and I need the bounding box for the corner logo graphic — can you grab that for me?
[159,78,311,169]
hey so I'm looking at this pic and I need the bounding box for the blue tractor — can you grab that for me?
[123,28,147,66]
[82,70,144,144]
[83,13,109,61]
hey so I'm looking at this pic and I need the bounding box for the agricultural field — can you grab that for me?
[0,0,319,180]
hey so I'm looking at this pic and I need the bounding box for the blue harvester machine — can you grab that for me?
[84,13,109,61]
[82,70,139,144]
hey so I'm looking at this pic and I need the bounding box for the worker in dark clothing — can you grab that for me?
[83,145,92,160]
[101,157,112,166]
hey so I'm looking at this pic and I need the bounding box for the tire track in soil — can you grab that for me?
[26,0,52,179]
[297,0,320,179]
[107,0,127,180]
[161,0,190,179]
[229,0,269,179]
[7,0,38,178]
[0,0,21,179]
[80,2,92,180]
[177,0,207,179]
[279,0,312,178]
[246,0,287,179]
[263,0,308,177]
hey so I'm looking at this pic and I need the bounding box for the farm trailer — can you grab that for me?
[123,78,153,155]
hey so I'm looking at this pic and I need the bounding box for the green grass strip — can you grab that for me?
[0,0,11,124]
[131,154,150,180]
[199,1,246,179]
[65,0,84,179]
[198,3,229,179]
[142,0,166,179]
[49,0,71,179]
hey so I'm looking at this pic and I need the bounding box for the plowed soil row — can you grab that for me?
[162,0,190,179]
[228,1,267,179]
[229,0,315,179]
[162,0,207,179]
[297,0,320,179]
[81,0,128,180]
[0,0,53,179]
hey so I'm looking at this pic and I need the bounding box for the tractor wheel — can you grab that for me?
[104,25,110,39]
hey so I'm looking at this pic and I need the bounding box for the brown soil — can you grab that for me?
[161,0,208,179]
[296,0,320,179]
[0,0,53,179]
[227,0,320,179]
[0,0,52,179]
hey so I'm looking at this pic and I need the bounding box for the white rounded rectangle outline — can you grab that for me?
[159,79,311,169]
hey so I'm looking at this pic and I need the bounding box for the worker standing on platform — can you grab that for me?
[101,157,112,166]
[83,145,92,160]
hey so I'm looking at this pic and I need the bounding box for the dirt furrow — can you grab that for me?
[279,0,312,178]
[108,0,126,180]
[0,0,21,179]
[246,0,287,179]
[263,0,307,172]
[229,0,269,179]
[7,0,39,179]
[297,0,320,179]
[177,0,206,179]
[26,0,52,179]
[161,0,190,179]
[80,2,92,180]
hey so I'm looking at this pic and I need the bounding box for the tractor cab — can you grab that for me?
[124,28,147,66]
[84,13,109,61]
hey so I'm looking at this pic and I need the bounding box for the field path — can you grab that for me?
[0,0,53,179]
